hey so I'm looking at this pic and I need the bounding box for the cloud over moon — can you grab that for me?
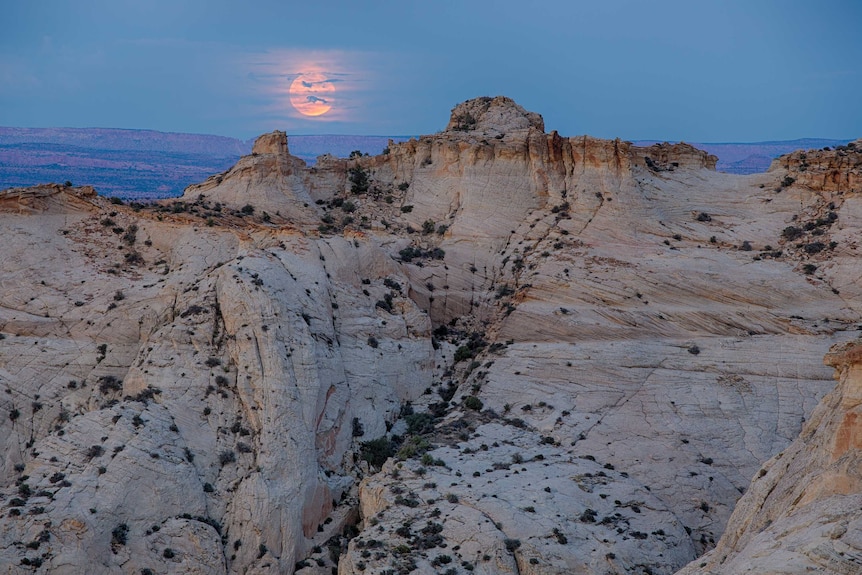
[244,49,372,124]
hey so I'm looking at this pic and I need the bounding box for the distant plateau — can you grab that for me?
[0,127,853,199]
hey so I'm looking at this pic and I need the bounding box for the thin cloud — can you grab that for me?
[242,48,375,124]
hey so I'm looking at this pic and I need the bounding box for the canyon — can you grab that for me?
[1,96,861,574]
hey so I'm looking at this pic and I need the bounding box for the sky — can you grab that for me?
[1,1,861,142]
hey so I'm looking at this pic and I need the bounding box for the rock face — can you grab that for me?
[1,97,861,575]
[677,339,862,574]
[445,95,545,135]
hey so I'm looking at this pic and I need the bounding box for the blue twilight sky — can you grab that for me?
[1,0,860,142]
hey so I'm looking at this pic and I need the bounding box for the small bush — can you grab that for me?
[349,166,370,194]
[453,346,473,363]
[782,226,803,241]
[87,445,105,459]
[241,204,255,215]
[464,396,483,411]
[111,523,129,546]
[219,450,236,465]
[360,437,394,468]
[504,538,521,552]
[803,242,825,254]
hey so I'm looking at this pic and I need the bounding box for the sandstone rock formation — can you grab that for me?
[1,97,861,574]
[677,339,862,574]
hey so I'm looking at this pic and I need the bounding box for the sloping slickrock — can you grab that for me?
[1,98,861,575]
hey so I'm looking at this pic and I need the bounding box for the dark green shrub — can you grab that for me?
[349,166,370,194]
[111,523,128,546]
[781,226,802,241]
[464,396,483,411]
[504,538,521,552]
[360,437,394,468]
[803,242,825,254]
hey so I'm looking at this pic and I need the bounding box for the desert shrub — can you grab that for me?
[219,450,236,465]
[803,242,825,254]
[405,412,435,435]
[453,345,473,363]
[99,376,122,393]
[352,417,365,437]
[464,396,483,411]
[349,166,370,194]
[375,293,394,313]
[495,285,514,299]
[111,523,128,546]
[782,226,803,241]
[241,204,255,215]
[360,437,394,468]
[504,538,521,552]
[122,224,138,246]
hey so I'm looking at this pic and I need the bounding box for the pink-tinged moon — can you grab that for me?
[289,73,335,117]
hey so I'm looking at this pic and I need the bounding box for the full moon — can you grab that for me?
[289,73,335,117]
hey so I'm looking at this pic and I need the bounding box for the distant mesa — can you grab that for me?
[0,101,856,198]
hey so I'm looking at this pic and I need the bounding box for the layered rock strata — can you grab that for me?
[1,97,860,574]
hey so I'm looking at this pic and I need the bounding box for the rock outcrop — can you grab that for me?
[1,97,861,575]
[677,339,862,574]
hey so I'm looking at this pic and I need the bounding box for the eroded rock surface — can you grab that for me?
[1,97,861,574]
[677,340,862,574]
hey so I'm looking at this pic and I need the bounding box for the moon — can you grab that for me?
[289,73,335,117]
